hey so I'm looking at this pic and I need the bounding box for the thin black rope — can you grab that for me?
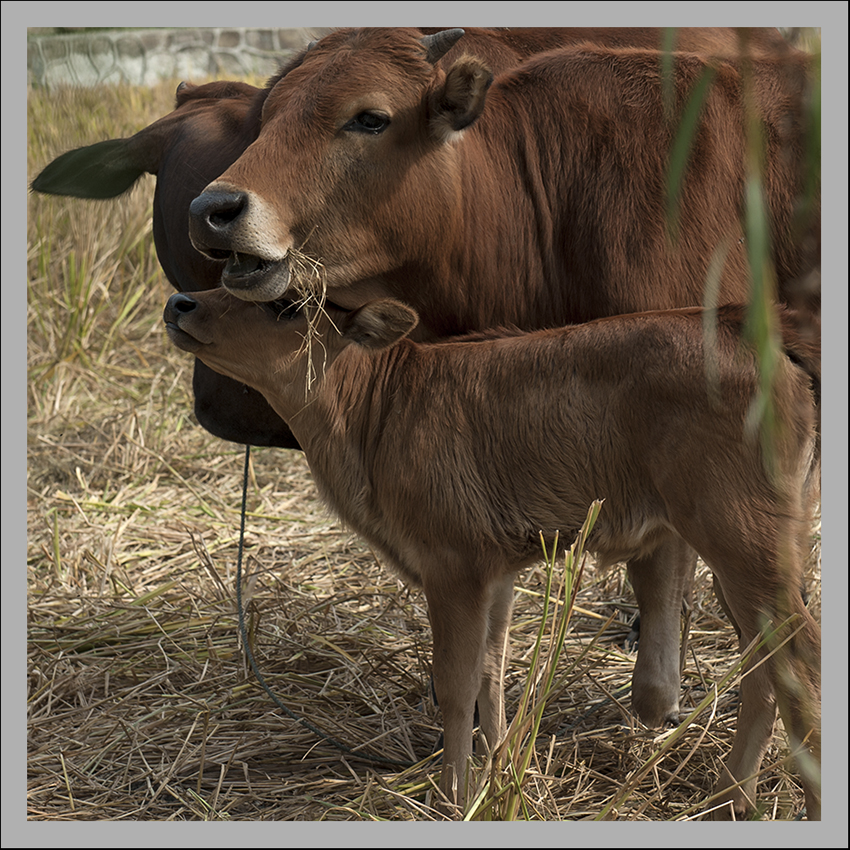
[235,443,415,768]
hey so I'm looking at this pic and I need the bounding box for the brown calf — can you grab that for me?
[164,290,821,818]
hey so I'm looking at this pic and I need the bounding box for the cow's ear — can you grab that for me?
[30,138,149,199]
[429,56,493,143]
[175,80,196,105]
[342,300,419,350]
[31,106,187,199]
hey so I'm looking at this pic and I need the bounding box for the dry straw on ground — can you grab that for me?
[27,78,820,823]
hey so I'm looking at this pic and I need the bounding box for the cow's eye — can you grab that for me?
[345,111,389,135]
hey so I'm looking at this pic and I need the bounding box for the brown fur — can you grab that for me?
[165,289,821,818]
[34,28,817,801]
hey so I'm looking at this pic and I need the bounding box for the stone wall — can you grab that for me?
[27,28,329,89]
[26,27,820,90]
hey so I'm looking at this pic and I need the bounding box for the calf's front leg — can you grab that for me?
[424,573,492,809]
[475,573,515,755]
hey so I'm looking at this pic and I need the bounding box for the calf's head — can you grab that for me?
[164,290,418,415]
[187,27,492,305]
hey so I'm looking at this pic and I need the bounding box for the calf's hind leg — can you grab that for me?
[695,532,821,820]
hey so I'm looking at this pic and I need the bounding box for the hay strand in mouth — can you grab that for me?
[279,247,338,398]
[287,243,327,309]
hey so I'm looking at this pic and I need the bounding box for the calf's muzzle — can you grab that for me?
[164,292,210,351]
[164,291,199,322]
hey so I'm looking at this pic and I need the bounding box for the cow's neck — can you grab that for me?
[392,119,574,337]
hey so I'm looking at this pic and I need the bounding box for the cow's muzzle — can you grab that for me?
[189,190,250,255]
[189,189,292,301]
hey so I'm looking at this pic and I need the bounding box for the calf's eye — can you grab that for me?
[264,299,300,320]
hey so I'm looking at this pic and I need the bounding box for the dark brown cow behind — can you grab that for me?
[30,79,292,445]
[164,288,821,818]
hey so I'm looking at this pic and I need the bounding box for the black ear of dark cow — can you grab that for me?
[31,138,144,199]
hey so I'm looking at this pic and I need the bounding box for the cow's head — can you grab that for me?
[188,28,493,306]
[164,290,418,417]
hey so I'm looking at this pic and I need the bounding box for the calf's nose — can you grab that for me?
[164,292,198,324]
[189,190,249,255]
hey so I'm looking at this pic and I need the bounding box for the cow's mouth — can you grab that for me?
[225,251,265,278]
[218,252,292,301]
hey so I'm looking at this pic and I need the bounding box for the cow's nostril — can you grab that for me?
[190,191,248,233]
[210,205,242,228]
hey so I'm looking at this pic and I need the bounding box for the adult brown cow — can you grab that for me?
[30,27,793,449]
[189,28,816,329]
[186,27,818,731]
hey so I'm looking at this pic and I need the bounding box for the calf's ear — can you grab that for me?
[429,56,493,142]
[342,300,419,350]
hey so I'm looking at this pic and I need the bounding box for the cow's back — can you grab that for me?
[457,45,818,328]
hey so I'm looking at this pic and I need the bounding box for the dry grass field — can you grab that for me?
[26,63,822,823]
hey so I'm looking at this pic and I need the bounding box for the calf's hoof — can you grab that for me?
[707,769,755,820]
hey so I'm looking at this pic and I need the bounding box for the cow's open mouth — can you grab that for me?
[218,252,292,301]
[225,251,265,278]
